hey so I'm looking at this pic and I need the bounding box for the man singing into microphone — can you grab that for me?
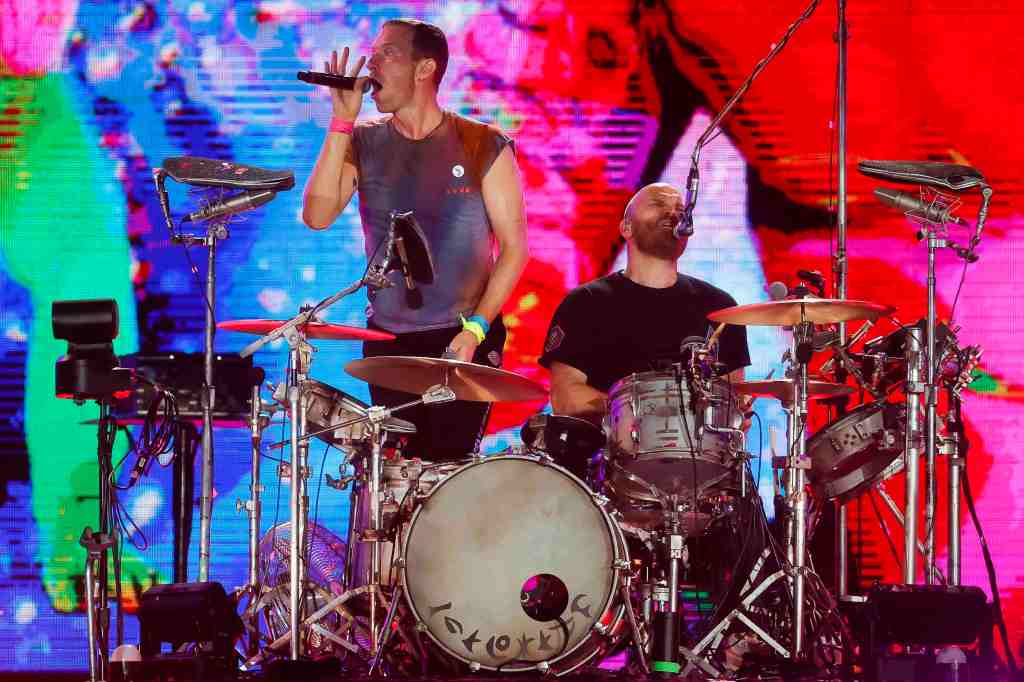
[302,19,528,461]
[539,183,750,422]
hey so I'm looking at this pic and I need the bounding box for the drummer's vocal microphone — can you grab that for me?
[297,70,377,92]
[673,166,699,239]
[182,189,276,223]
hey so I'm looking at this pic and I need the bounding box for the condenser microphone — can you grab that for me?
[873,187,967,227]
[297,70,375,92]
[182,190,276,223]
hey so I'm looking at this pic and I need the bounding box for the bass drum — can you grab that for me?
[401,455,630,674]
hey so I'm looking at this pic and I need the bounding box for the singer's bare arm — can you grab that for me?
[447,145,529,361]
[303,134,359,230]
[303,48,366,230]
[549,361,607,425]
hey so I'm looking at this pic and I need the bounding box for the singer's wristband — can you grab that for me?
[460,315,487,344]
[466,314,490,335]
[329,117,355,135]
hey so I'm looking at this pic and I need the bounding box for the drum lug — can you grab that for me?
[591,492,611,507]
[535,660,551,675]
[592,621,609,636]
[415,620,429,633]
[613,558,630,571]
[468,661,482,673]
[394,557,406,569]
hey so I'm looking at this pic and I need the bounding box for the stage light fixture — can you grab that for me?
[52,298,132,400]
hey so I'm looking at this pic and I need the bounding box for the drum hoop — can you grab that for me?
[399,454,628,672]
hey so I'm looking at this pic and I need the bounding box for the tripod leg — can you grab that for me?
[369,584,403,675]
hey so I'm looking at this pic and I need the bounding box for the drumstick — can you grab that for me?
[706,322,727,349]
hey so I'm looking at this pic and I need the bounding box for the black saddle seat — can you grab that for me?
[162,156,295,192]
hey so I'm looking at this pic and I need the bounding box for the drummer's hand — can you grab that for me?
[738,394,755,432]
[325,47,368,120]
[447,330,480,363]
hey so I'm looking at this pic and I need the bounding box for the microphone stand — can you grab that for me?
[152,169,230,583]
[833,0,853,601]
[903,204,978,585]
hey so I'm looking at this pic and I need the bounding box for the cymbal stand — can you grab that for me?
[284,326,313,659]
[236,384,274,656]
[786,316,814,657]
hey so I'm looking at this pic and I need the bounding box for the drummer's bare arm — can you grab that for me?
[447,145,529,361]
[549,362,607,425]
[725,367,754,432]
[303,48,365,230]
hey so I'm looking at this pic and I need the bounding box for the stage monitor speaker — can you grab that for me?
[867,584,989,646]
[138,582,241,664]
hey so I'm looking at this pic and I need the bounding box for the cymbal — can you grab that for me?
[732,379,855,402]
[218,319,396,341]
[708,299,895,326]
[346,356,548,403]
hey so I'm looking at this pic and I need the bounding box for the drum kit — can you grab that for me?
[208,284,986,677]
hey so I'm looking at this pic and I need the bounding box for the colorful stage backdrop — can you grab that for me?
[1,0,1021,670]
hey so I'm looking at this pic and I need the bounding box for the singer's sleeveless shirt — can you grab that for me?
[351,111,512,333]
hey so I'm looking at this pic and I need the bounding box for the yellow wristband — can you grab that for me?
[461,319,486,344]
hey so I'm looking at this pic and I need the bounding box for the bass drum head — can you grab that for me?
[402,455,623,672]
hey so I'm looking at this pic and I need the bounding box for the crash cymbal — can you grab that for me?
[708,299,895,326]
[345,356,548,403]
[218,319,396,341]
[732,379,855,402]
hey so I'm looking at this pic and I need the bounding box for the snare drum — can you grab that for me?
[400,455,629,674]
[304,379,415,447]
[604,371,743,505]
[806,400,906,502]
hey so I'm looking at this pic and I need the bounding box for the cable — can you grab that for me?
[955,391,1018,673]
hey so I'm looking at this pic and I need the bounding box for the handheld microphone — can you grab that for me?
[873,187,967,227]
[297,70,375,92]
[182,190,276,223]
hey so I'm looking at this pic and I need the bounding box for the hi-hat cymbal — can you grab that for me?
[708,299,895,326]
[346,356,548,403]
[218,319,396,341]
[732,379,855,402]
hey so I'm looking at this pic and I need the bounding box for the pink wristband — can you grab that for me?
[329,117,355,135]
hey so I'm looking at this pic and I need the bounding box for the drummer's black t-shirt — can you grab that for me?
[539,271,751,392]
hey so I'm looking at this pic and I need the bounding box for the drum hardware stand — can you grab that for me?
[241,585,374,670]
[870,484,947,584]
[235,384,277,657]
[236,217,411,662]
